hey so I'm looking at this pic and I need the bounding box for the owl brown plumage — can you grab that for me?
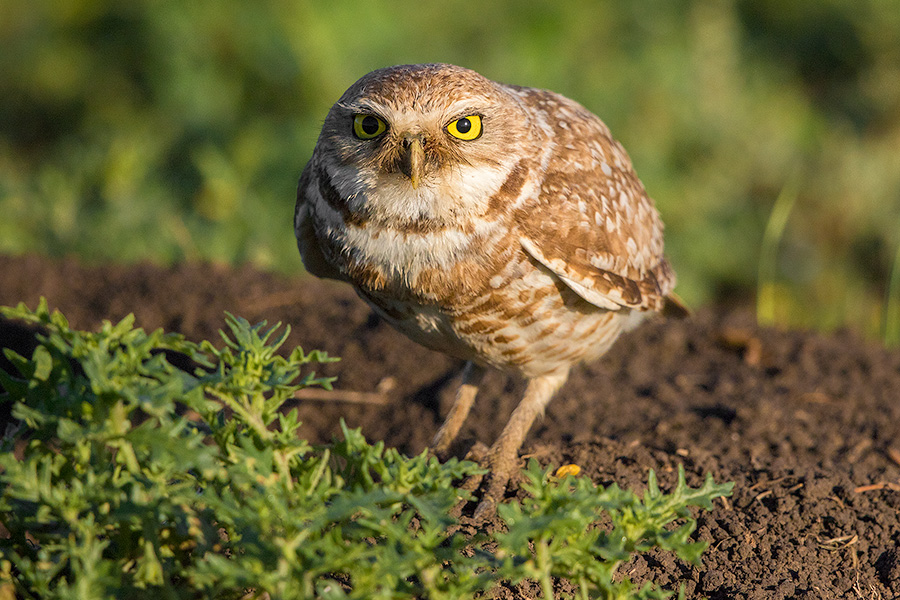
[296,63,682,518]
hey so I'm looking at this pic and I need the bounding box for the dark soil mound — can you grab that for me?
[1,254,898,599]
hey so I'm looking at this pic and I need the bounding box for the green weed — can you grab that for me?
[0,301,732,599]
[884,241,900,348]
[757,174,800,328]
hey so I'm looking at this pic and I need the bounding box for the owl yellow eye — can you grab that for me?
[353,114,387,139]
[446,115,482,141]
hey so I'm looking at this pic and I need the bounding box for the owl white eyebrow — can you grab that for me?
[446,110,485,124]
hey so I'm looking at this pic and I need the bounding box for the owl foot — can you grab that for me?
[472,468,512,521]
[451,447,518,522]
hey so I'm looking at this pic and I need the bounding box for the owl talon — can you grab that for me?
[459,471,485,494]
[452,454,516,522]
[473,495,498,522]
[464,440,490,463]
[472,468,513,522]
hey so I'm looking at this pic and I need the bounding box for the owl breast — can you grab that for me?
[305,155,638,378]
[358,245,640,379]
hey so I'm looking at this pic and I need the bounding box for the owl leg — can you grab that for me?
[431,361,486,458]
[473,371,569,521]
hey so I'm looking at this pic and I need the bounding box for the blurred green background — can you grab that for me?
[1,0,899,341]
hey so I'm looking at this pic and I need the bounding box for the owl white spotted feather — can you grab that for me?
[295,63,684,518]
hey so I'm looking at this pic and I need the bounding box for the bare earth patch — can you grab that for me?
[1,254,898,599]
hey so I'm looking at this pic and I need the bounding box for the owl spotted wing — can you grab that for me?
[520,236,674,312]
[514,88,677,313]
[295,162,346,282]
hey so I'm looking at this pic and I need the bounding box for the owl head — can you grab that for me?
[313,64,534,226]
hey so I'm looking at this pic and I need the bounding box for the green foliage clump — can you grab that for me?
[497,464,728,600]
[0,301,732,599]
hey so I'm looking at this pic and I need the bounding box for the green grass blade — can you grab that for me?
[757,173,801,327]
[884,240,900,347]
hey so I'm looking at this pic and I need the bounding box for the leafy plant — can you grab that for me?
[497,463,730,600]
[0,300,732,599]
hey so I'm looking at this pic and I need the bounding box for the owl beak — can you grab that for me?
[399,136,426,189]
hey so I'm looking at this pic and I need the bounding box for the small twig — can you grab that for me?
[826,494,846,509]
[748,475,793,492]
[753,489,773,503]
[240,289,309,313]
[293,388,389,405]
[853,482,900,493]
[854,483,885,493]
[293,377,396,405]
[817,534,858,550]
[853,572,885,600]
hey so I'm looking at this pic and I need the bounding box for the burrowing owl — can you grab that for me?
[295,63,684,517]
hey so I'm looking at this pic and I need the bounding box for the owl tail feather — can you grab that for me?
[662,293,691,319]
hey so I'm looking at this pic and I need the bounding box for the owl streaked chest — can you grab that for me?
[322,217,525,364]
[322,215,519,307]
[308,156,533,306]
[356,248,635,377]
